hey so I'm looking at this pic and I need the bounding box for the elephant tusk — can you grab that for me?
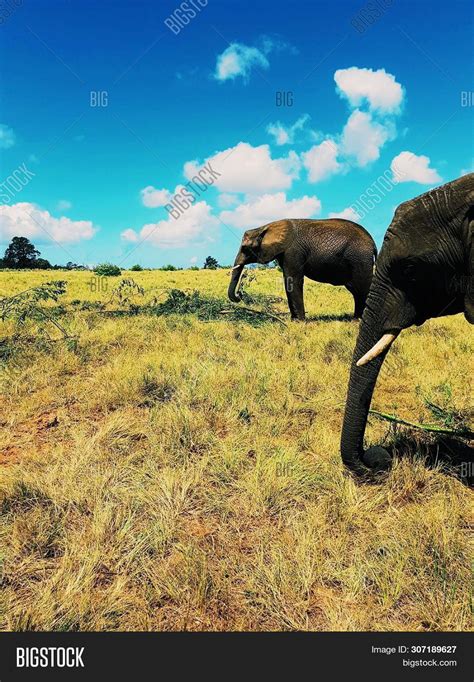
[235,268,246,297]
[356,333,398,367]
[231,265,241,270]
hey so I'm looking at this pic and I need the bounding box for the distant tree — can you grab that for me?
[3,236,40,268]
[160,264,178,271]
[94,263,122,276]
[189,266,199,271]
[35,258,52,269]
[203,256,218,270]
[61,263,87,270]
[130,264,144,271]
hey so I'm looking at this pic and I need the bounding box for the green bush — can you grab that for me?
[159,264,178,271]
[203,256,218,269]
[130,264,143,271]
[94,263,122,276]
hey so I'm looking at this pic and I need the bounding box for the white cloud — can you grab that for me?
[217,193,239,208]
[190,256,198,264]
[184,142,300,194]
[390,151,441,184]
[219,192,321,230]
[0,124,15,149]
[0,203,96,243]
[334,67,404,113]
[56,199,72,212]
[267,114,310,146]
[298,67,404,175]
[140,185,172,208]
[121,200,218,248]
[260,36,297,56]
[340,110,392,167]
[214,37,295,83]
[121,228,138,242]
[329,207,361,221]
[267,123,289,146]
[214,43,269,83]
[302,139,343,182]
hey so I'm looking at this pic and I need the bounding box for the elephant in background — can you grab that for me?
[341,173,474,474]
[228,218,377,320]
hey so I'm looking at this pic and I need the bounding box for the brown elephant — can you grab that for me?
[228,218,377,320]
[341,173,474,474]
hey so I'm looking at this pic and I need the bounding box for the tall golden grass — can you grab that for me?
[0,269,472,631]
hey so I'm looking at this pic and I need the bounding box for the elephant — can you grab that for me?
[228,218,377,320]
[340,173,474,474]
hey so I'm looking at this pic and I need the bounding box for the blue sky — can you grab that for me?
[0,0,472,267]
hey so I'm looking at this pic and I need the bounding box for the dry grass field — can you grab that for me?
[0,268,472,631]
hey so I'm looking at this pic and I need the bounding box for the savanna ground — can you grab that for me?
[0,268,472,631]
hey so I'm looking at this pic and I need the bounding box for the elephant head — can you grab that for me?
[341,173,474,474]
[228,221,290,302]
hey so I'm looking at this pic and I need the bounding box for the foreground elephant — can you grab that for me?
[341,173,474,474]
[228,219,377,319]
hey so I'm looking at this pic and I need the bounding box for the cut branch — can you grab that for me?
[369,410,474,438]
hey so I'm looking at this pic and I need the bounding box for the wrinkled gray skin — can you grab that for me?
[341,173,474,474]
[228,218,377,320]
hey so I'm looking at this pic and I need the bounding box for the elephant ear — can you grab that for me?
[258,220,292,262]
[464,215,474,324]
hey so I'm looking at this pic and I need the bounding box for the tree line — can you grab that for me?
[0,237,226,271]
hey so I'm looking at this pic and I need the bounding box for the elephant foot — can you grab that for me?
[362,446,393,472]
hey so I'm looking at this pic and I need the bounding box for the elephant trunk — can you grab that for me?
[228,254,246,302]
[340,284,395,473]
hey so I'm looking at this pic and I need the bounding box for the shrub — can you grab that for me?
[159,264,178,271]
[130,264,143,271]
[0,281,71,341]
[203,256,218,269]
[94,263,122,276]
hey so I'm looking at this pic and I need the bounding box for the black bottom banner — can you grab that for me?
[0,631,471,681]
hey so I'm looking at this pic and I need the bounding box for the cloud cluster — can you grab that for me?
[302,67,405,181]
[334,67,404,113]
[340,109,394,167]
[391,151,441,184]
[214,43,269,83]
[214,37,295,83]
[302,139,342,182]
[293,67,405,184]
[140,186,172,208]
[122,200,218,248]
[266,114,310,146]
[220,191,321,229]
[184,142,300,194]
[130,64,441,251]
[0,203,96,243]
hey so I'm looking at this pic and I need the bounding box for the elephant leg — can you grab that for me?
[283,269,305,320]
[347,266,372,319]
[350,290,368,319]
